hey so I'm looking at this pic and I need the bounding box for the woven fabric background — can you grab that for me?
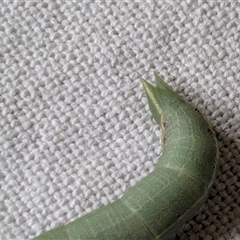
[1,1,240,240]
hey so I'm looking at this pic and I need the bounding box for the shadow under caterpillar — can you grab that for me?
[34,73,219,240]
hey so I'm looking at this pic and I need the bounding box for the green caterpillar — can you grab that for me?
[34,73,219,240]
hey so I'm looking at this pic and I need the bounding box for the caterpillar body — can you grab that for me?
[34,73,219,240]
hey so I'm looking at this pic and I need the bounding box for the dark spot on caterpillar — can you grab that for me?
[176,213,182,219]
[211,164,215,169]
[207,128,214,136]
[194,108,201,113]
[163,137,166,145]
[163,122,167,129]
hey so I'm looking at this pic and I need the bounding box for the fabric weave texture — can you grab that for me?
[1,1,240,240]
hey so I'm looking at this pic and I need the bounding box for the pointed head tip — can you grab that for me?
[139,77,145,85]
[140,78,150,91]
[140,78,155,88]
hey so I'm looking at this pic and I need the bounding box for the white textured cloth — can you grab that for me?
[1,2,240,240]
